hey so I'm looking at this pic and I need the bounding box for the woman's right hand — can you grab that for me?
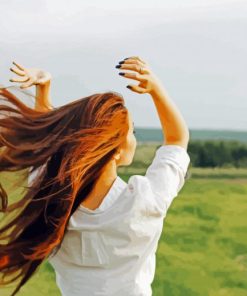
[115,56,164,95]
[9,61,52,89]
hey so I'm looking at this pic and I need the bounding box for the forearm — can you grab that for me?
[35,80,53,111]
[150,85,189,148]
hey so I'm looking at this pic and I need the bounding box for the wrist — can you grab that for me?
[36,79,51,92]
[35,80,52,110]
[150,84,169,101]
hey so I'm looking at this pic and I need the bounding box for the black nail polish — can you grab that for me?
[119,61,124,64]
[115,65,121,68]
[119,72,125,76]
[124,58,129,60]
[126,85,132,89]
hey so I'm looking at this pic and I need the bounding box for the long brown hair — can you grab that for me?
[0,85,129,295]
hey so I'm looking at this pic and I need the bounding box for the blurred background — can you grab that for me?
[0,0,247,295]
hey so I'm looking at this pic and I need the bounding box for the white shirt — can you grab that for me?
[29,144,190,296]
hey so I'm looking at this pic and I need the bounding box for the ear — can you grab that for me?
[114,149,121,160]
[114,152,121,160]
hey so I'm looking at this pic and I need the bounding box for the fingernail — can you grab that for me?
[126,85,132,89]
[115,65,121,68]
[119,61,124,64]
[119,72,125,76]
[124,58,129,60]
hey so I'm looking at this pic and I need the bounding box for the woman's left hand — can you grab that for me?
[9,61,52,89]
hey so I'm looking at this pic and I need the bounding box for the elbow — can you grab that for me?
[165,130,190,150]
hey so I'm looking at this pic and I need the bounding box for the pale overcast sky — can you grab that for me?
[0,0,247,130]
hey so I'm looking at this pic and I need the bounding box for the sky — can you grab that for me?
[0,0,247,131]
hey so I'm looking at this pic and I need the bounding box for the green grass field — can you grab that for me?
[1,145,247,295]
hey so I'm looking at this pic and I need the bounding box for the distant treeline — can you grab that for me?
[188,140,247,168]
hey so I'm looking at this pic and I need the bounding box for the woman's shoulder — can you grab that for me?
[125,144,191,217]
[126,175,150,194]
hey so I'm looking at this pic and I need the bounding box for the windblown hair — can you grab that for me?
[0,85,129,295]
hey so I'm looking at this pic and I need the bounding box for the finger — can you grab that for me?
[119,72,147,82]
[10,67,25,76]
[117,64,149,74]
[9,76,29,83]
[12,61,25,71]
[125,56,146,64]
[20,78,34,89]
[127,84,147,94]
[120,58,145,66]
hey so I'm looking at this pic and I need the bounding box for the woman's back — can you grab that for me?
[45,145,190,296]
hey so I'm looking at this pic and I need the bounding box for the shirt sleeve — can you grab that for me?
[143,144,190,216]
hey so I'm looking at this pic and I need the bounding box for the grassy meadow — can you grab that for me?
[0,144,247,296]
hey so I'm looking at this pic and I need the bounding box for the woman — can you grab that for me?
[0,56,190,296]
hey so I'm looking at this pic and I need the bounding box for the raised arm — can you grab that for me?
[115,55,189,149]
[116,55,190,215]
[9,61,53,112]
[149,83,189,149]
